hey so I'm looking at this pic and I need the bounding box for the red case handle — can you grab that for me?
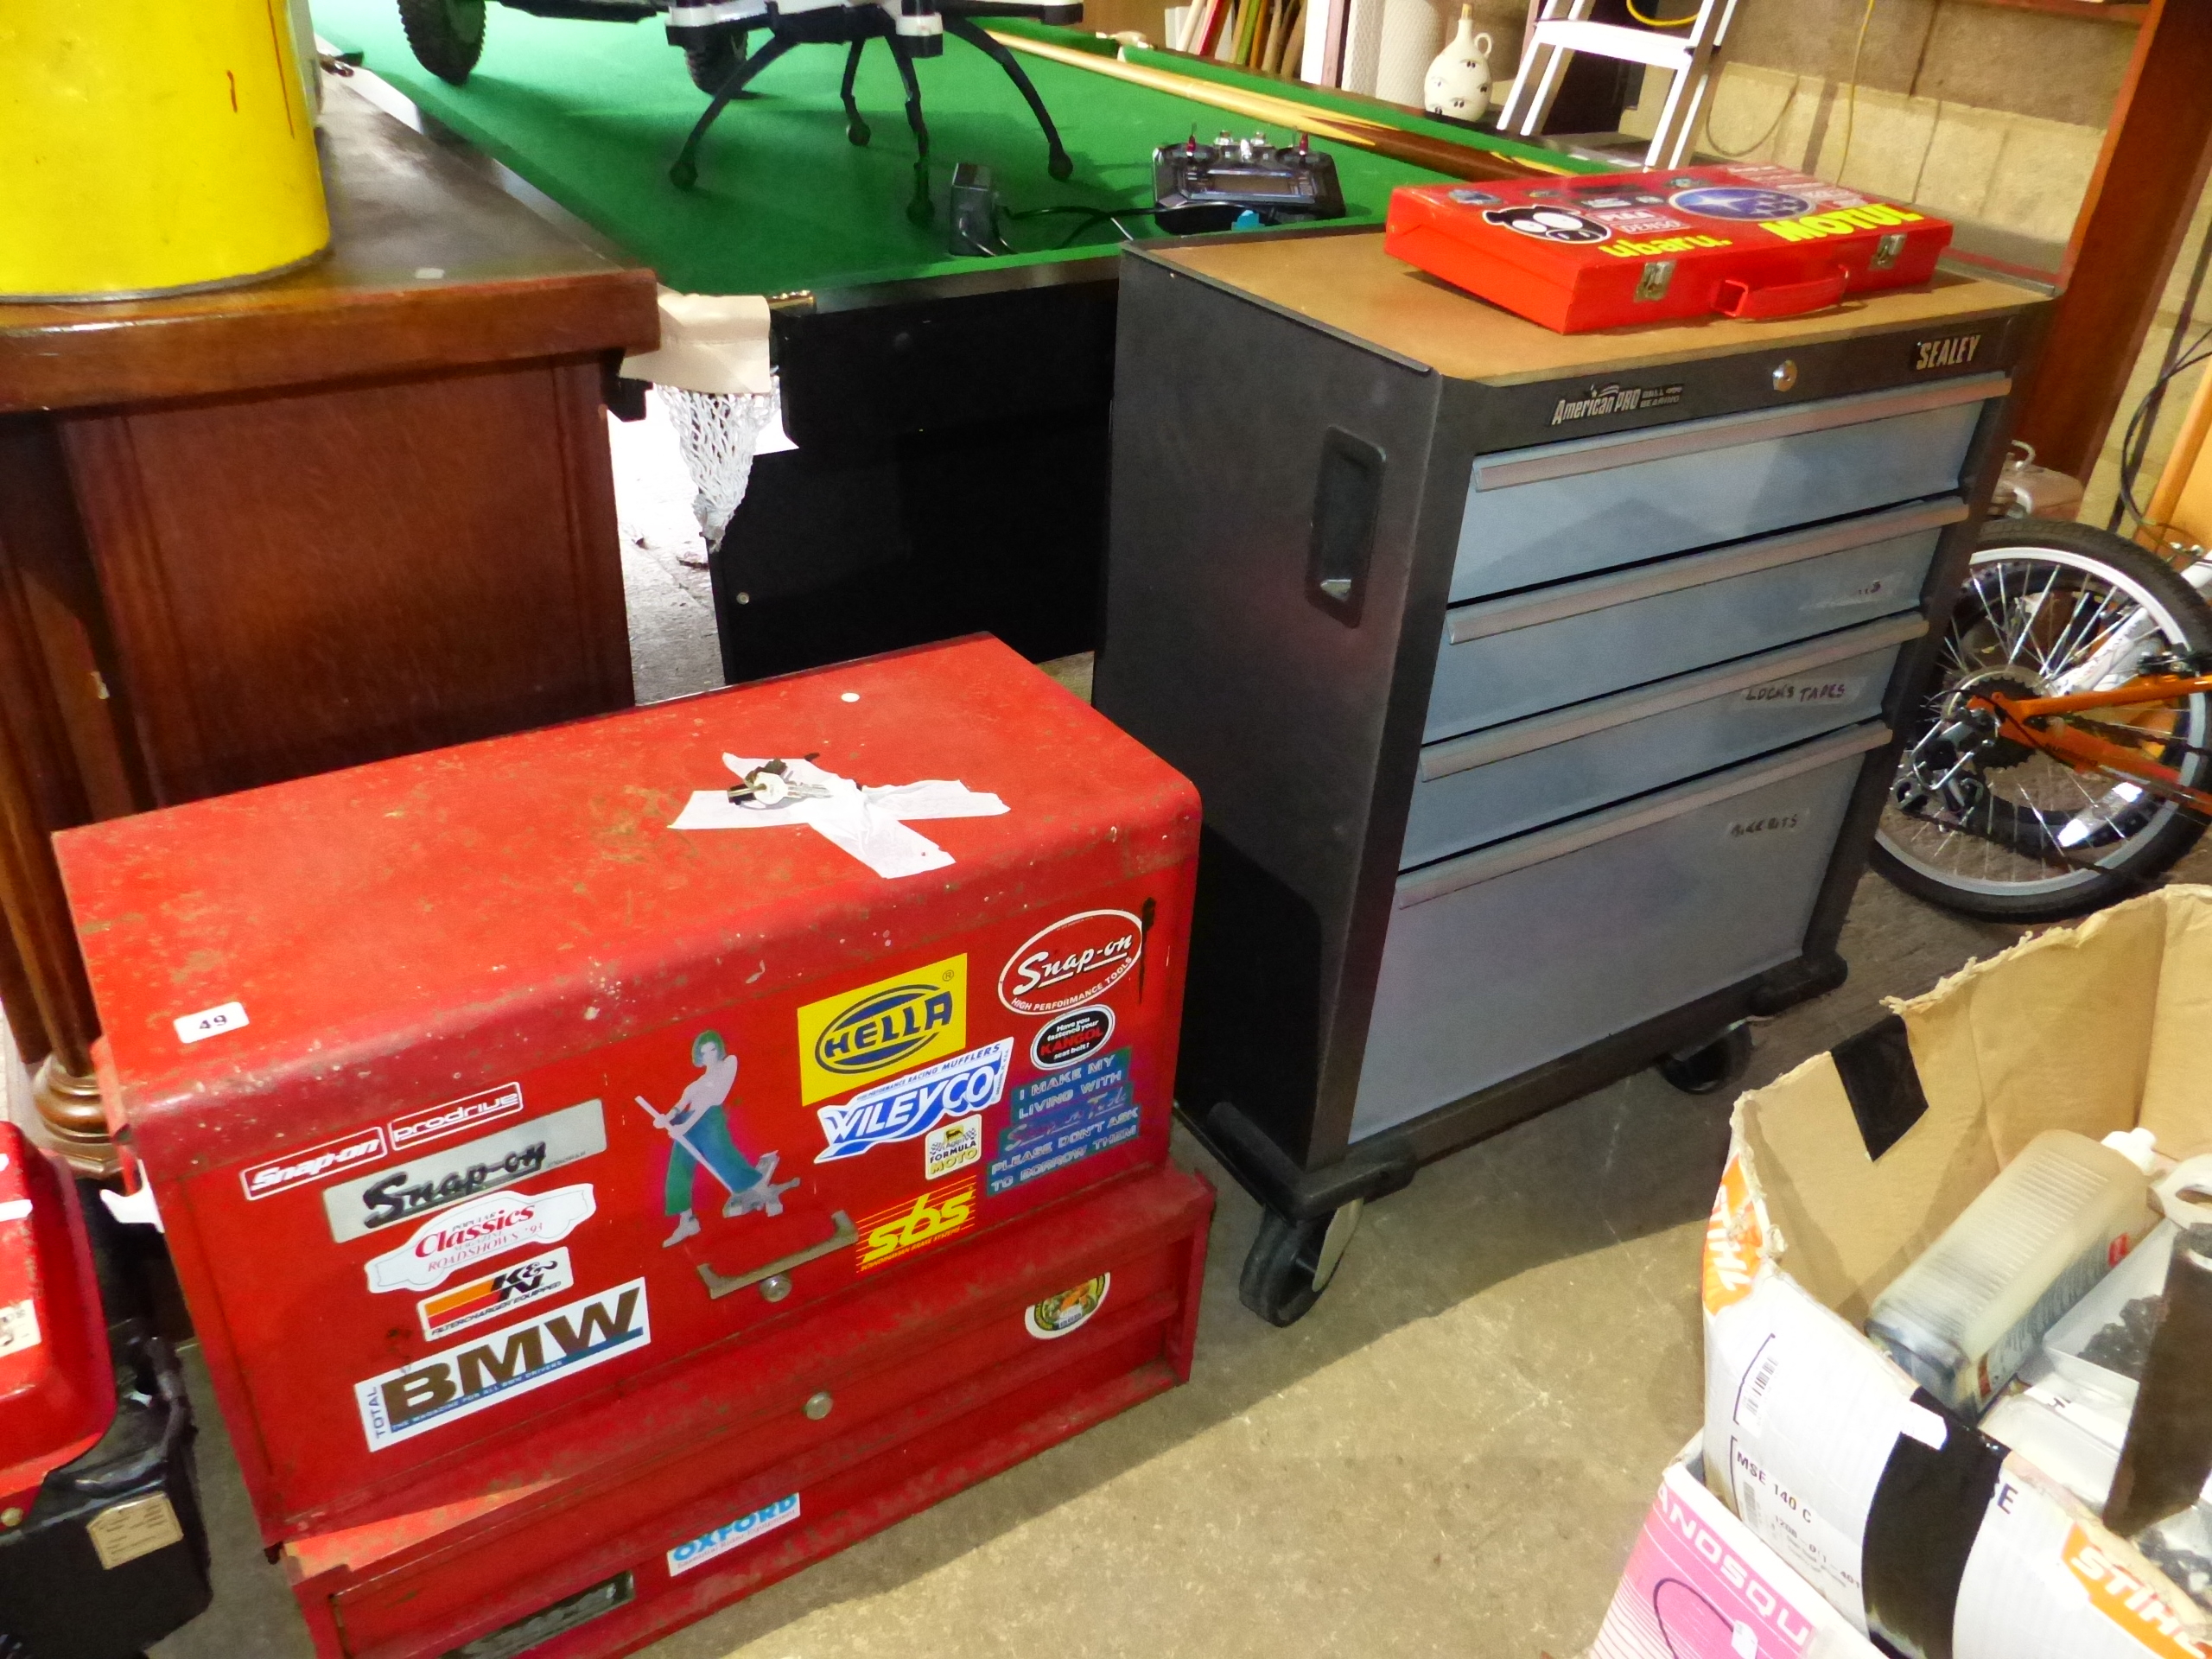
[1714,270,1849,320]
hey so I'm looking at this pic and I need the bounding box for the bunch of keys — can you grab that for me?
[728,756,832,809]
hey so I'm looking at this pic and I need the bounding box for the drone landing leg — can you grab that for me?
[670,35,798,188]
[889,39,931,225]
[840,40,872,145]
[945,17,1071,181]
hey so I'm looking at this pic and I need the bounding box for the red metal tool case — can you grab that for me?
[55,636,1211,1653]
[1384,162,1953,333]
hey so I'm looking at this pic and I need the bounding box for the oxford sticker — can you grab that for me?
[1025,1274,1109,1340]
[667,1494,800,1577]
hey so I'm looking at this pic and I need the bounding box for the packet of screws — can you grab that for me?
[728,756,831,809]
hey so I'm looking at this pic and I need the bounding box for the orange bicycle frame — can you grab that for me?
[1982,674,2212,815]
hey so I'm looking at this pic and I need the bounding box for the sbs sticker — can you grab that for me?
[855,1179,976,1271]
[1025,1274,1109,1340]
[667,1495,800,1576]
[999,911,1143,1015]
[365,1183,597,1294]
[795,956,966,1106]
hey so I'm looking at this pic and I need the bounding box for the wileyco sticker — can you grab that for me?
[390,1083,524,1151]
[322,1101,607,1244]
[365,1184,597,1294]
[814,1039,1011,1162]
[240,1126,388,1202]
[794,956,966,1107]
[354,1277,648,1452]
[999,911,1143,1015]
[418,1249,574,1343]
[667,1494,800,1577]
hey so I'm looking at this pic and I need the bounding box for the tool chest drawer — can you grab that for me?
[1352,725,1890,1140]
[1424,498,1961,743]
[289,1166,1211,1659]
[1402,613,1923,868]
[1451,375,2001,603]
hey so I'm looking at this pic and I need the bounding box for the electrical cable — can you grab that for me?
[1624,0,1694,25]
[2110,216,2212,538]
[1700,74,1794,159]
[1833,0,1879,184]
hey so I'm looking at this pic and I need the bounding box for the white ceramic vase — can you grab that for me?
[1423,7,1491,125]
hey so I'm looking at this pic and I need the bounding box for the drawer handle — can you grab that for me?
[1307,428,1385,625]
[696,1210,857,1301]
[1716,270,1848,321]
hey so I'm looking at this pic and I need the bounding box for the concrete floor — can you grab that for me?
[9,414,2193,1657]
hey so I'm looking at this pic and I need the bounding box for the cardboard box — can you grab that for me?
[1700,887,2212,1659]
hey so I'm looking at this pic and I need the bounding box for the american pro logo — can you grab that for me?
[322,1100,607,1244]
[998,912,1142,1015]
[795,956,966,1107]
[1549,381,1683,426]
[365,1183,597,1293]
[353,1278,648,1452]
[815,1039,1011,1162]
[418,1249,573,1342]
[390,1083,524,1150]
[666,1494,800,1577]
[239,1127,388,1202]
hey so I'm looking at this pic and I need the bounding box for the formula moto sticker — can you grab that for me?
[999,911,1144,1014]
[389,1083,524,1151]
[417,1249,574,1342]
[365,1184,597,1294]
[814,1039,1011,1163]
[354,1277,648,1452]
[1025,1274,1109,1340]
[323,1101,607,1244]
[854,1179,976,1271]
[925,1117,982,1180]
[795,956,966,1106]
[240,1126,388,1202]
[667,1494,800,1577]
[988,1049,1140,1196]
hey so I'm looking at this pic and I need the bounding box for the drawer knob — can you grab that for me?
[804,1390,835,1421]
[1771,359,1799,392]
[760,1274,792,1302]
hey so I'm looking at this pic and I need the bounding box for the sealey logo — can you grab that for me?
[1000,912,1143,1015]
[815,1039,1011,1162]
[239,1127,388,1202]
[1032,1006,1115,1071]
[322,1100,607,1244]
[795,956,966,1106]
[390,1082,524,1151]
[365,1183,598,1294]
[354,1278,649,1451]
[667,1494,801,1577]
[1549,381,1683,426]
[418,1249,574,1342]
[1915,333,1981,372]
[855,1179,976,1271]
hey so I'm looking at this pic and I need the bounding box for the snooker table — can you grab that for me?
[312,0,1603,682]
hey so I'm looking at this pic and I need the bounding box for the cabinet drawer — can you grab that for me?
[1452,374,2000,602]
[1351,726,1888,1141]
[1425,498,1960,742]
[1402,613,1923,868]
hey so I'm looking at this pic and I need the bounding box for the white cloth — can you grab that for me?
[669,754,1008,878]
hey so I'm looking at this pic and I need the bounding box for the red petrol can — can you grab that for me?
[55,637,1203,1557]
[1384,162,1952,333]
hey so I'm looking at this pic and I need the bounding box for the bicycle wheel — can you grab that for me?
[1872,519,2212,923]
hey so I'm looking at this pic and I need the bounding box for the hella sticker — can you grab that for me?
[1025,1274,1109,1340]
[999,911,1143,1015]
[354,1278,648,1452]
[855,1179,976,1271]
[390,1082,524,1151]
[365,1183,598,1294]
[1031,1006,1114,1071]
[418,1249,575,1343]
[323,1100,607,1244]
[795,956,966,1106]
[924,1117,982,1180]
[815,1039,1011,1163]
[240,1127,389,1203]
[667,1494,800,1577]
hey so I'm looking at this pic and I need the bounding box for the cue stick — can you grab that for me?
[982,30,1579,181]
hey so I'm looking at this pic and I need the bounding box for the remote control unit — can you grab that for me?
[1153,132,1345,233]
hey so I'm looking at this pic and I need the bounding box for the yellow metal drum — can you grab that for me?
[0,2,331,301]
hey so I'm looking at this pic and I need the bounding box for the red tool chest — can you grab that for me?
[1384,162,1953,332]
[55,636,1211,1653]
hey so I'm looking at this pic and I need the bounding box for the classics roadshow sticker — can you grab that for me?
[365,1184,597,1294]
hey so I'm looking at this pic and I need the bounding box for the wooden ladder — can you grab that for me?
[1497,0,1739,169]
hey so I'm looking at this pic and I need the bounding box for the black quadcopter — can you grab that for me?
[396,0,1082,223]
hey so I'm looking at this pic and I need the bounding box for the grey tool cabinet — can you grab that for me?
[1094,230,2045,1323]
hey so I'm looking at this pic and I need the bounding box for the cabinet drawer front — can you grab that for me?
[1426,502,1956,741]
[1402,615,1922,868]
[1451,375,2000,602]
[1352,727,1886,1141]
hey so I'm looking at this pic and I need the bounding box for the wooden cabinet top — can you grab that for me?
[0,83,659,414]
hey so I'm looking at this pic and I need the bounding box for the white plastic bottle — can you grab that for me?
[1866,1128,2158,1416]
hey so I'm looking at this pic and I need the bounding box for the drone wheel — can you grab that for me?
[670,157,699,189]
[397,0,486,85]
[683,33,743,94]
[1047,149,1073,181]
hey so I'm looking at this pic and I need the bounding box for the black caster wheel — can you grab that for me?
[1046,149,1073,181]
[1238,1199,1363,1326]
[848,116,873,146]
[1658,1022,1754,1096]
[670,157,699,189]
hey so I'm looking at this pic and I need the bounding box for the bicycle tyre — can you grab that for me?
[1871,519,2212,923]
[398,0,486,84]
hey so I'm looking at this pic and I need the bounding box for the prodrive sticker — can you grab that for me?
[666,1494,800,1577]
[353,1277,648,1452]
[390,1082,525,1150]
[322,1101,606,1243]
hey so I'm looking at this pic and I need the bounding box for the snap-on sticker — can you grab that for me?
[365,1184,598,1293]
[240,1126,390,1202]
[999,911,1143,1015]
[174,1001,248,1045]
[667,1494,800,1577]
[322,1101,606,1243]
[390,1083,525,1151]
[1025,1274,1109,1340]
